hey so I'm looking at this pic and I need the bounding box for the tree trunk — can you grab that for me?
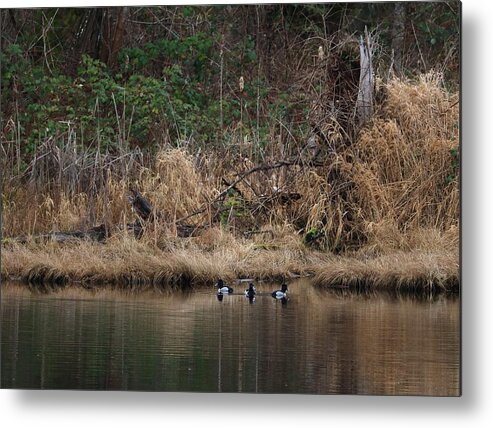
[76,9,104,59]
[100,7,128,67]
[356,28,374,127]
[391,2,406,77]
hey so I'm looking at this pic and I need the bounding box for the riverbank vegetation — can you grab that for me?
[1,4,460,293]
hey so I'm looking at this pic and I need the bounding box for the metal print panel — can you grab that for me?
[0,2,460,395]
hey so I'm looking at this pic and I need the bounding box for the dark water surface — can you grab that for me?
[0,281,460,395]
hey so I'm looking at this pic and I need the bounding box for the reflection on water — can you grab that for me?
[0,281,460,395]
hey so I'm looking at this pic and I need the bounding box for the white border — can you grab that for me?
[2,0,492,427]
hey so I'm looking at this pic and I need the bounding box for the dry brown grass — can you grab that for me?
[312,250,459,293]
[1,74,459,292]
[280,71,459,251]
[1,228,323,289]
[138,149,215,224]
[1,230,458,293]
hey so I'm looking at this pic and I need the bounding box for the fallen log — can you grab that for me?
[15,224,108,244]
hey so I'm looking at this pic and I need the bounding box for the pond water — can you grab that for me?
[0,280,460,395]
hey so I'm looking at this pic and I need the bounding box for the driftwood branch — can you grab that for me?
[127,189,205,237]
[219,159,295,200]
[175,157,322,224]
[128,189,156,221]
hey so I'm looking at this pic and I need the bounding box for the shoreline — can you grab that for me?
[1,240,459,295]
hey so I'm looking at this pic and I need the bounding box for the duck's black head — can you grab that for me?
[246,283,256,298]
[281,283,288,292]
[216,279,224,288]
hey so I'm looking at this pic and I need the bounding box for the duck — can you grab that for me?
[215,279,233,294]
[244,283,256,298]
[272,283,288,299]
